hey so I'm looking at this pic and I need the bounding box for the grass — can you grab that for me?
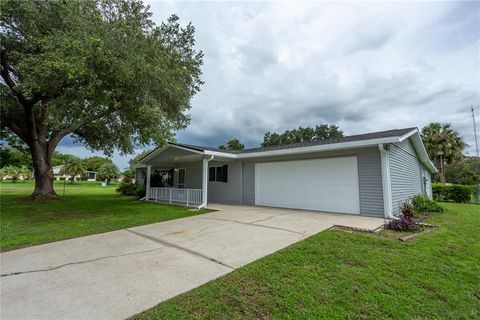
[0,180,207,252]
[134,203,480,320]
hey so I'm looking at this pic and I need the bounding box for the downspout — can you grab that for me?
[379,144,394,219]
[197,155,214,209]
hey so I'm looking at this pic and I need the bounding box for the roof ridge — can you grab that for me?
[173,127,417,153]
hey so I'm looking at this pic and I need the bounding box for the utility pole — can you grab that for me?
[472,106,479,157]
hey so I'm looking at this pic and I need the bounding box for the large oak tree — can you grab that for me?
[1,0,203,198]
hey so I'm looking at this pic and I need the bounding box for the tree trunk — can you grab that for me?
[438,156,446,184]
[31,145,57,199]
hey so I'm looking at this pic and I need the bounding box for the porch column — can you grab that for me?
[202,158,208,206]
[200,155,214,208]
[146,165,151,200]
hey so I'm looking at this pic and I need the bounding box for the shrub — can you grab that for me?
[432,183,475,203]
[59,176,66,181]
[400,202,415,218]
[135,185,146,199]
[385,216,419,232]
[412,195,444,213]
[116,180,136,196]
[448,185,475,203]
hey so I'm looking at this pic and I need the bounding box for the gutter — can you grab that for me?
[379,144,394,219]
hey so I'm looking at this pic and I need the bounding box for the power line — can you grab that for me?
[472,105,479,157]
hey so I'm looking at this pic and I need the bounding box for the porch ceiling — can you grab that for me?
[145,147,204,166]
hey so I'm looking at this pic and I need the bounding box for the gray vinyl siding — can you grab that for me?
[135,168,146,186]
[389,138,423,215]
[242,162,255,205]
[182,162,202,189]
[208,161,243,204]
[357,149,385,217]
[241,147,385,217]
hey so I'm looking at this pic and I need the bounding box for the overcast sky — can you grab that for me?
[58,0,480,169]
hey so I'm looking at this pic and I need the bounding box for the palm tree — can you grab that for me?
[421,123,466,183]
[60,158,86,184]
[2,166,21,183]
[98,163,120,184]
[20,166,31,182]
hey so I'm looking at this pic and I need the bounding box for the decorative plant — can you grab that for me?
[400,202,415,218]
[385,217,419,232]
[385,201,421,232]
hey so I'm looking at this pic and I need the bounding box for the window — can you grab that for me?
[151,169,174,187]
[178,168,186,188]
[209,165,228,183]
[209,167,216,182]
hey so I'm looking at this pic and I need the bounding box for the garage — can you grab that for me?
[254,156,361,214]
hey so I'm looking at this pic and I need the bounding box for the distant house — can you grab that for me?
[136,128,436,218]
[51,165,97,181]
[85,171,97,181]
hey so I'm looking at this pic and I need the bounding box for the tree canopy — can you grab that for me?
[60,157,86,183]
[128,149,152,169]
[421,123,466,184]
[445,157,480,185]
[82,156,114,172]
[0,0,203,197]
[219,139,245,151]
[262,125,344,147]
[98,162,120,184]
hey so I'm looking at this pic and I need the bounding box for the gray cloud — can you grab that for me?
[57,1,480,168]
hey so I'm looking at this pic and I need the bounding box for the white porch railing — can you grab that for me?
[148,187,203,206]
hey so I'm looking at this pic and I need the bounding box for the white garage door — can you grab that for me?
[255,156,360,214]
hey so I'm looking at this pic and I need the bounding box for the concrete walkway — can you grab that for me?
[1,205,384,320]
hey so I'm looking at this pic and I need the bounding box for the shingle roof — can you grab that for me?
[170,127,417,154]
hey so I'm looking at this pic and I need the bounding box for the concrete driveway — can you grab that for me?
[1,205,384,320]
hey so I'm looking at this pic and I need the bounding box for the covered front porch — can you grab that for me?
[136,142,234,208]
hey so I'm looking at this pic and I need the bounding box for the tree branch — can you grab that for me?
[5,119,30,147]
[47,107,116,158]
[0,50,31,107]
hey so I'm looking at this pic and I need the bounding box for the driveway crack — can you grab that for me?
[200,217,303,235]
[125,229,235,270]
[0,247,165,278]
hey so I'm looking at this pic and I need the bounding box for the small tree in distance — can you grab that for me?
[2,165,20,182]
[219,139,245,151]
[98,163,120,185]
[60,158,86,184]
[421,123,466,184]
[262,124,343,147]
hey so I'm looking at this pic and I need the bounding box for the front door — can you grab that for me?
[178,168,186,189]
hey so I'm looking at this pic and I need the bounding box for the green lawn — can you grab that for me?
[134,203,480,320]
[0,180,207,252]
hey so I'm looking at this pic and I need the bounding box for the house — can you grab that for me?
[136,128,436,218]
[52,165,97,181]
[85,171,97,181]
